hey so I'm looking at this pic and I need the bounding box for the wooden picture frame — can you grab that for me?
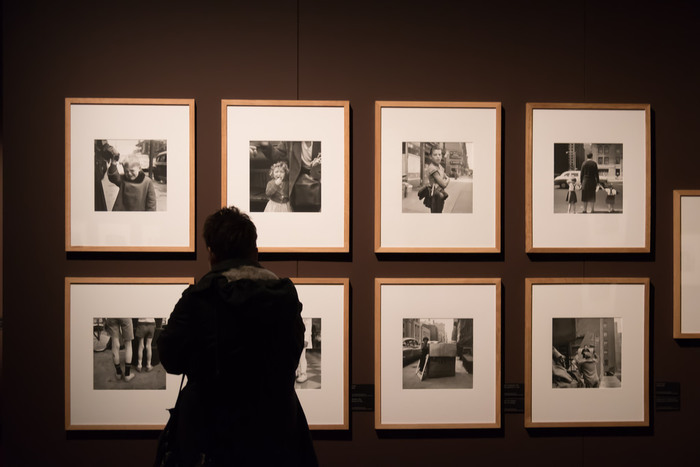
[375,278,501,429]
[525,277,649,427]
[65,98,195,252]
[222,100,350,252]
[674,190,700,338]
[65,277,193,430]
[526,103,651,253]
[291,278,350,430]
[375,101,501,252]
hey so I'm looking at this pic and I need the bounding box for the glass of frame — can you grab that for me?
[291,278,349,430]
[222,100,350,252]
[525,278,649,428]
[65,98,195,252]
[375,278,501,429]
[65,277,193,430]
[674,190,700,338]
[375,101,501,252]
[526,103,650,253]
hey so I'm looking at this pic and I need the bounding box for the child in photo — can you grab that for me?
[426,147,450,213]
[135,318,156,372]
[107,154,157,211]
[566,177,580,214]
[604,184,617,212]
[264,161,291,212]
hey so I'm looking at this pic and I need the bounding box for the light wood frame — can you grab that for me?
[525,277,650,428]
[221,100,350,252]
[65,98,195,252]
[291,278,350,430]
[375,101,502,253]
[375,278,501,429]
[525,103,651,253]
[674,190,700,338]
[65,277,194,430]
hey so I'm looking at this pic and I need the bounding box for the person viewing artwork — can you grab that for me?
[156,206,317,466]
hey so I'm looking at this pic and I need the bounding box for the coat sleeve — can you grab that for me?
[145,178,157,211]
[107,164,123,187]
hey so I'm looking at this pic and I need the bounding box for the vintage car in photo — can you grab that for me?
[402,337,422,366]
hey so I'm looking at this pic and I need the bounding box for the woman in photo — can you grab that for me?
[579,153,599,213]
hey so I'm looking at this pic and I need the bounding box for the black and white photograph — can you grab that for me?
[66,278,192,429]
[402,318,473,389]
[376,102,500,253]
[401,142,473,214]
[67,98,194,252]
[552,318,622,389]
[292,279,348,429]
[249,141,322,213]
[94,139,167,212]
[553,143,623,214]
[223,100,348,252]
[296,318,321,390]
[93,318,167,390]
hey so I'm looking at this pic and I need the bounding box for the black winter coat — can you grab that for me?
[157,259,317,466]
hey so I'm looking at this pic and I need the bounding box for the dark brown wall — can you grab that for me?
[3,0,700,465]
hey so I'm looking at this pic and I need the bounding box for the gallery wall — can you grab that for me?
[3,0,700,465]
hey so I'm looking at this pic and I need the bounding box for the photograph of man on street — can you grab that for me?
[94,139,167,212]
[552,143,623,214]
[295,318,321,390]
[552,317,622,389]
[402,142,473,214]
[402,318,473,389]
[93,317,167,390]
[249,140,322,213]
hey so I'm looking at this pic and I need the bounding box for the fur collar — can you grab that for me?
[221,265,278,282]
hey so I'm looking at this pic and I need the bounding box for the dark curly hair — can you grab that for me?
[203,206,257,262]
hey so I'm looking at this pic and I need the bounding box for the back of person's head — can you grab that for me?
[203,206,258,263]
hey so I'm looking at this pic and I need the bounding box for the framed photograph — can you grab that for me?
[526,103,650,253]
[291,278,349,430]
[375,101,501,253]
[525,278,649,427]
[375,278,501,429]
[65,98,195,252]
[65,277,193,430]
[222,100,350,252]
[674,190,700,338]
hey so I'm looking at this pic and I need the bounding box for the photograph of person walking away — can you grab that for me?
[552,143,624,214]
[156,206,317,466]
[551,317,622,389]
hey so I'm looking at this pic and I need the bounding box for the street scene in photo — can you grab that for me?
[552,143,623,214]
[552,317,622,389]
[295,318,321,390]
[93,318,167,390]
[402,318,473,389]
[401,142,473,214]
[249,141,322,213]
[94,139,167,212]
